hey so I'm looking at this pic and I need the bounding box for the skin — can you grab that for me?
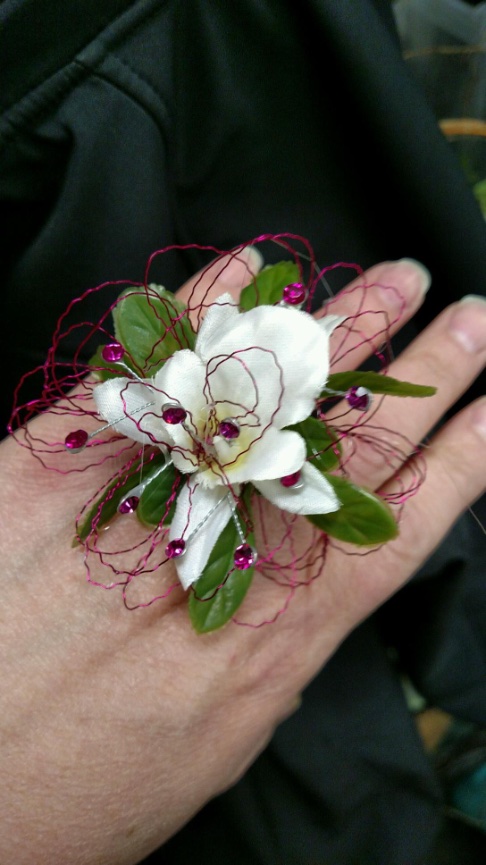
[0,255,485,864]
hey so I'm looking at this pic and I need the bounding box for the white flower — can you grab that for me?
[94,295,343,589]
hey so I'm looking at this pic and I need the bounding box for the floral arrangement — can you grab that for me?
[10,236,435,632]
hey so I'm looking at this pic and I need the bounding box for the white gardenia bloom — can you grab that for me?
[94,294,344,589]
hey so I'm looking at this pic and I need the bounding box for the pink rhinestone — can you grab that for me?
[280,470,302,488]
[282,282,307,306]
[165,538,186,559]
[64,429,89,452]
[219,418,240,440]
[234,544,257,570]
[118,496,139,515]
[162,403,187,424]
[101,342,125,362]
[346,386,372,412]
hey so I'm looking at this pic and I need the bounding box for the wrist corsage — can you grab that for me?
[11,235,435,632]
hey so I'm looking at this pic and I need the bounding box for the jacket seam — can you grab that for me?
[0,0,170,144]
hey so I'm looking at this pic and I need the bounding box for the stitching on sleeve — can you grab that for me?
[0,0,169,143]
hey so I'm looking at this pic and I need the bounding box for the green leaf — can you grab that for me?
[112,284,195,374]
[286,417,341,471]
[136,461,179,527]
[324,371,436,399]
[239,261,300,311]
[189,520,254,633]
[307,474,398,545]
[75,453,166,543]
[87,345,137,381]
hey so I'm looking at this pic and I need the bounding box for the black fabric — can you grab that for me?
[0,0,135,111]
[1,2,485,863]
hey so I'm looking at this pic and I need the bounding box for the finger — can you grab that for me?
[371,396,486,607]
[319,258,431,372]
[215,399,486,695]
[302,396,486,645]
[179,255,429,361]
[331,295,486,490]
[176,246,263,309]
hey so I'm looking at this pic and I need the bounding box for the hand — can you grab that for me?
[1,253,485,865]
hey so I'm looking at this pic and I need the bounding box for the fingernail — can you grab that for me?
[397,259,432,294]
[449,295,486,353]
[379,259,431,309]
[472,396,486,440]
[218,246,264,287]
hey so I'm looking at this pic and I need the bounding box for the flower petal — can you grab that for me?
[152,349,207,420]
[204,345,283,431]
[254,462,340,515]
[170,448,200,475]
[317,313,347,337]
[210,426,306,486]
[168,480,234,589]
[152,349,208,468]
[195,304,340,428]
[94,377,168,445]
[195,293,240,361]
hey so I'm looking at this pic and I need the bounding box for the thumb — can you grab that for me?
[176,245,263,307]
